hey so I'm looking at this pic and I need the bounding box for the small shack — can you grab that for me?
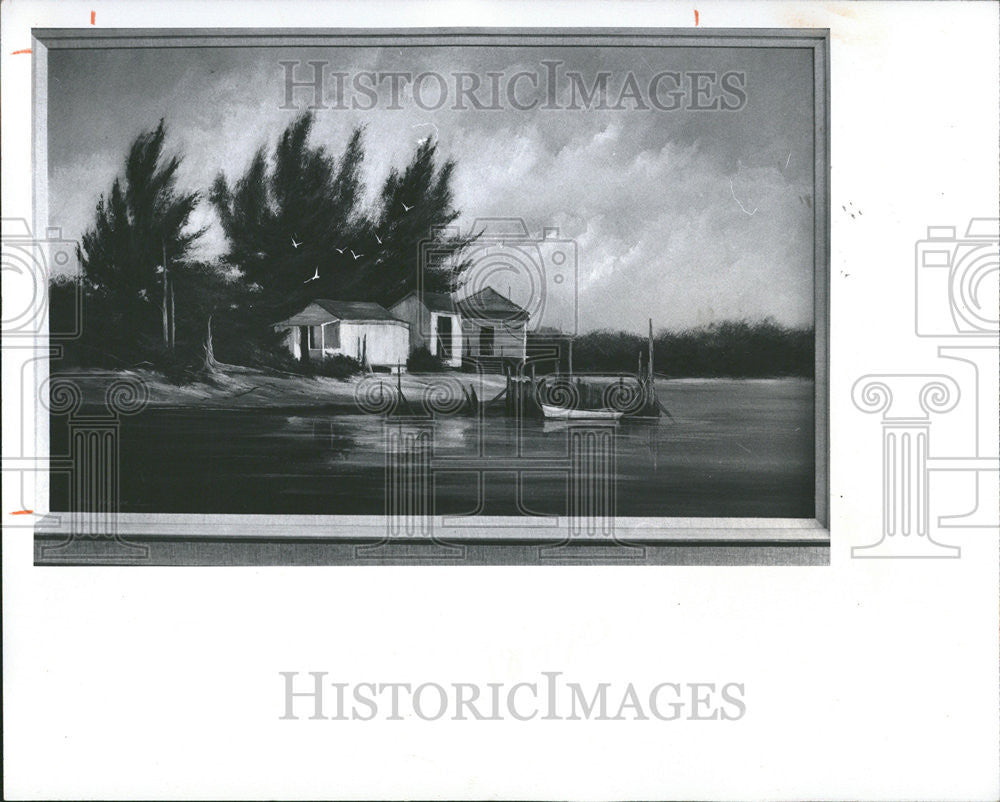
[457,286,529,363]
[273,299,409,368]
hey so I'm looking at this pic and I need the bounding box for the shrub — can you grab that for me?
[406,345,446,373]
[309,354,363,380]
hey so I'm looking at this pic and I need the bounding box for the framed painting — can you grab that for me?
[25,27,830,565]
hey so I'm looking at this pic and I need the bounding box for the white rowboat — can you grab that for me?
[540,404,623,421]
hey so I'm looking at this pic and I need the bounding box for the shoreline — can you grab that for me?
[51,367,813,412]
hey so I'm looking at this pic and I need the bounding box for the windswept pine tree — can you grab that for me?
[209,113,366,322]
[350,137,477,304]
[210,116,477,320]
[72,119,205,365]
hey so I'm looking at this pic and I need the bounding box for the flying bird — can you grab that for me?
[374,233,383,245]
[401,202,413,212]
[335,247,345,254]
[303,267,320,283]
[351,250,363,261]
[291,237,302,249]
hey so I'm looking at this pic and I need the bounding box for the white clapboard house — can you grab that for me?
[388,290,464,368]
[390,286,530,369]
[273,299,410,368]
[455,286,530,363]
[390,287,529,370]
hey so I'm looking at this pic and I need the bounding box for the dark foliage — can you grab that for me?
[58,120,240,372]
[210,114,477,324]
[210,114,365,326]
[556,319,814,378]
[406,345,447,373]
[365,137,476,303]
[304,354,363,380]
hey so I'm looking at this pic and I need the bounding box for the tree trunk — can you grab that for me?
[169,276,176,350]
[161,241,169,346]
[161,268,169,346]
[648,317,654,383]
[202,313,219,372]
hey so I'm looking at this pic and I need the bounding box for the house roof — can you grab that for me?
[391,290,455,313]
[457,286,529,320]
[313,299,401,321]
[421,291,456,313]
[274,299,402,328]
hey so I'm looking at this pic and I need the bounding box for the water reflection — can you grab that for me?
[50,379,815,518]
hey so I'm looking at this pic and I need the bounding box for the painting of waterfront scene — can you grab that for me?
[46,37,818,524]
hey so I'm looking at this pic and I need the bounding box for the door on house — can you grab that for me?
[298,326,310,362]
[479,325,494,356]
[436,315,453,359]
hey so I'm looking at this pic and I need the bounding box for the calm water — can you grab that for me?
[51,379,815,518]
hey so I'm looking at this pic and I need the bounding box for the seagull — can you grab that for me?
[303,267,320,283]
[291,236,302,249]
[350,250,363,261]
[401,202,413,212]
[335,247,345,254]
[374,233,383,245]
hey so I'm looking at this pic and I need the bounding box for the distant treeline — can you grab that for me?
[531,319,814,378]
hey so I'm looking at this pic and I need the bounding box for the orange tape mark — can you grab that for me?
[694,10,700,25]
[91,10,96,24]
[10,510,34,515]
[11,49,32,55]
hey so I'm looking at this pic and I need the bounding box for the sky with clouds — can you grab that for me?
[48,43,815,334]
